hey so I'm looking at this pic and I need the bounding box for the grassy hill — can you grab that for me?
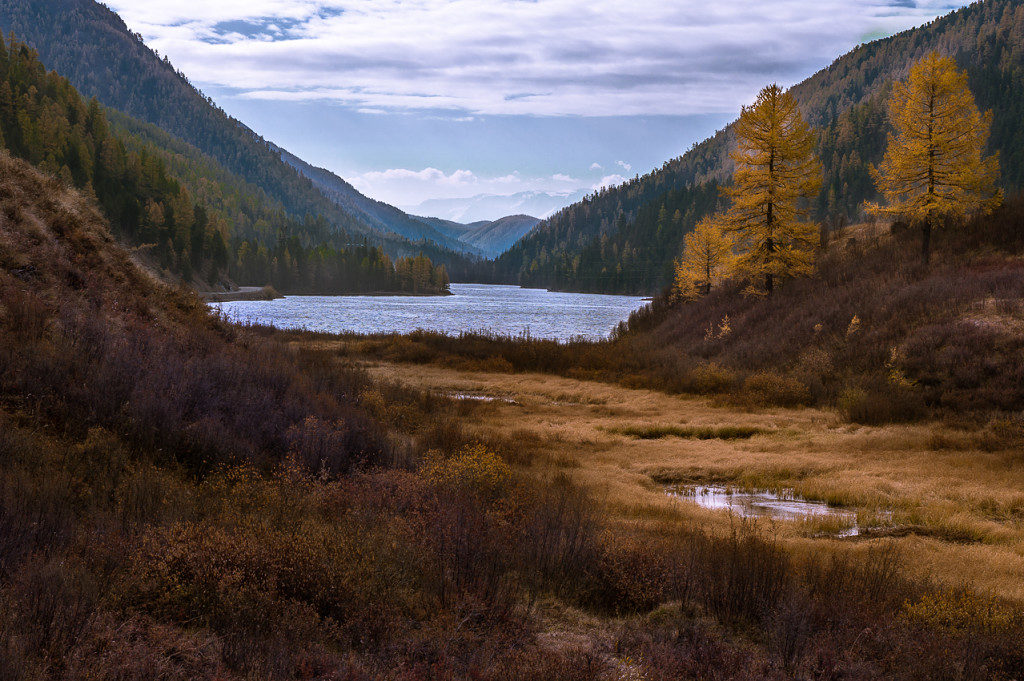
[495,0,1024,293]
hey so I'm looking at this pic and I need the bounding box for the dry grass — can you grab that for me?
[361,360,1024,601]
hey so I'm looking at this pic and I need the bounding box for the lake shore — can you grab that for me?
[209,283,648,341]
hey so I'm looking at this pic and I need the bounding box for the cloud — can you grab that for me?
[616,160,632,172]
[594,174,628,190]
[349,166,604,206]
[589,162,603,171]
[105,0,972,117]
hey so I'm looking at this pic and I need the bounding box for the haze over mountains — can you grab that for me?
[405,190,590,223]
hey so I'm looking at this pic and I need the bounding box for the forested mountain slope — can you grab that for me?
[274,145,483,256]
[0,0,483,263]
[0,31,453,294]
[459,215,541,256]
[495,0,1024,293]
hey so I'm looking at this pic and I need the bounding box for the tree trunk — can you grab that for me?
[922,214,932,265]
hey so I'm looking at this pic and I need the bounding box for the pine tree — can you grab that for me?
[673,216,733,300]
[720,84,821,296]
[869,52,1001,264]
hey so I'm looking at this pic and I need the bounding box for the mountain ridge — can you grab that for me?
[406,189,589,223]
[0,0,489,265]
[493,0,1024,293]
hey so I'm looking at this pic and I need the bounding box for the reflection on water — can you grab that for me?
[669,485,861,536]
[210,283,648,342]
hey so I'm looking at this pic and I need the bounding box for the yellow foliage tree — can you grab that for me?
[869,52,1001,264]
[673,216,734,301]
[720,84,821,296]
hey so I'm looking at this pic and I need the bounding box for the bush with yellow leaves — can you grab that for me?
[420,444,513,500]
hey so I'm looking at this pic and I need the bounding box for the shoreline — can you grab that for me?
[201,288,454,302]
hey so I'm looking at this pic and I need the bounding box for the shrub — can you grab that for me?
[742,372,812,408]
[838,382,926,424]
[421,444,513,500]
[681,362,737,394]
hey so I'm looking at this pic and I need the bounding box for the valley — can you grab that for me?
[2,0,1024,678]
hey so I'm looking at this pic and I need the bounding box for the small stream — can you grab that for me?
[669,486,862,536]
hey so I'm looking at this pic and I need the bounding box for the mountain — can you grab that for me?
[273,146,484,256]
[457,215,542,256]
[0,29,455,295]
[408,214,541,258]
[0,0,482,267]
[406,189,589,223]
[494,0,1024,293]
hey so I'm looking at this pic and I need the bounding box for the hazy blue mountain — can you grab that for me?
[406,190,590,223]
[458,215,542,257]
[274,146,484,256]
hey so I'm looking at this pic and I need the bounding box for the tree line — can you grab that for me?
[674,54,1001,300]
[494,0,1023,294]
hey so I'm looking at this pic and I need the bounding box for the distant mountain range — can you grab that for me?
[405,190,590,223]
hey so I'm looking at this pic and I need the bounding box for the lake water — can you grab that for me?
[210,283,649,342]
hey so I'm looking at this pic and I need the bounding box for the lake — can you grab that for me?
[210,283,649,342]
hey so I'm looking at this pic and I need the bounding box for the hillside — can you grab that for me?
[495,0,1024,293]
[460,215,541,256]
[0,31,453,294]
[0,0,484,266]
[275,145,485,256]
[416,214,541,258]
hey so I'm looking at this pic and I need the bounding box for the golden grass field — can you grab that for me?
[353,358,1024,602]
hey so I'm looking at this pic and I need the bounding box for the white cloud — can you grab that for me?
[594,174,627,190]
[616,160,632,172]
[349,166,603,206]
[105,0,972,117]
[589,162,603,171]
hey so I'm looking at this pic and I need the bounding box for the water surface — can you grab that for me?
[211,283,648,342]
[670,486,861,536]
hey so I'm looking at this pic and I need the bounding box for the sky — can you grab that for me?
[103,0,971,213]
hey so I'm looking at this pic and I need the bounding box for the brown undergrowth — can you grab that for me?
[2,152,1023,678]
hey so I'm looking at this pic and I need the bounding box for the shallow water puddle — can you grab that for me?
[669,486,861,537]
[449,392,517,403]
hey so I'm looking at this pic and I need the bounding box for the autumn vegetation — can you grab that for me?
[2,0,1024,675]
[4,132,1024,677]
[494,0,1024,294]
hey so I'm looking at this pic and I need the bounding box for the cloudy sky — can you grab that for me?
[105,0,969,212]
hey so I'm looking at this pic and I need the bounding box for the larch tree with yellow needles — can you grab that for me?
[870,52,1001,264]
[719,84,821,296]
[673,216,734,300]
